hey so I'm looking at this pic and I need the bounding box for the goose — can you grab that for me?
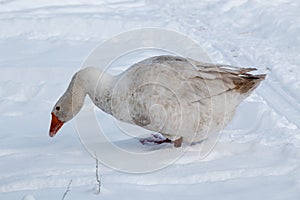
[49,55,265,147]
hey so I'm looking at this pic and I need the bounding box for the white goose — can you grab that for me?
[49,55,265,147]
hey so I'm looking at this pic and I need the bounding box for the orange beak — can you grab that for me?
[49,112,64,137]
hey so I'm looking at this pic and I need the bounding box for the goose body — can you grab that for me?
[49,55,265,147]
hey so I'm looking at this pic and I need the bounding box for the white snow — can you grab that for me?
[22,194,36,200]
[1,0,300,199]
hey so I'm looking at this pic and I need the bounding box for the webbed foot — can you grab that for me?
[173,137,183,148]
[139,134,172,145]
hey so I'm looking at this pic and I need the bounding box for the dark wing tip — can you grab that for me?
[239,73,266,80]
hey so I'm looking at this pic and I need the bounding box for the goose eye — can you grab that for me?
[56,106,60,111]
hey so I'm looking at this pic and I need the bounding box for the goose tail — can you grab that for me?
[233,68,266,94]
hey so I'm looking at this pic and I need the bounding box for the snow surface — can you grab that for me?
[1,0,300,199]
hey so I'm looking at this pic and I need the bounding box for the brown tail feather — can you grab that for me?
[233,73,266,94]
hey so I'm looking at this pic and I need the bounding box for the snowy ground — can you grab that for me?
[1,0,300,199]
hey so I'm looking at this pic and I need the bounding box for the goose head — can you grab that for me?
[49,73,87,137]
[49,94,73,137]
[49,67,114,137]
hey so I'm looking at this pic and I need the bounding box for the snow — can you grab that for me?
[22,194,36,200]
[1,0,300,199]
